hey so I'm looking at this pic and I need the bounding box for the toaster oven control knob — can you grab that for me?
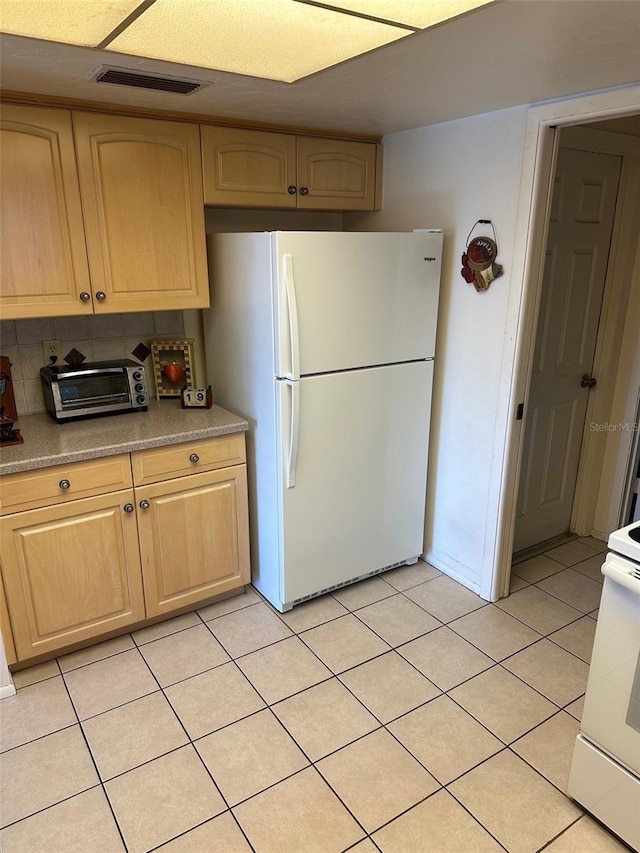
[123,503,134,513]
[189,453,200,464]
[135,383,144,392]
[59,479,71,490]
[133,371,142,381]
[96,291,107,302]
[79,292,91,302]
[136,395,146,405]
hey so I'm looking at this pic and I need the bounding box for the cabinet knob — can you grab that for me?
[96,291,107,302]
[59,479,71,490]
[299,186,309,196]
[79,291,91,303]
[189,453,200,464]
[123,503,135,513]
[287,185,297,195]
[139,499,150,510]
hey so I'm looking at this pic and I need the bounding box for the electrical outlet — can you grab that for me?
[42,340,62,365]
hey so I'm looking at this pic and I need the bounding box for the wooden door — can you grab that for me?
[201,125,297,208]
[296,137,378,211]
[0,490,145,661]
[0,104,92,319]
[73,112,209,313]
[514,148,622,551]
[136,466,250,616]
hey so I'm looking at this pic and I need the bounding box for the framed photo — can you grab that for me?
[150,339,195,397]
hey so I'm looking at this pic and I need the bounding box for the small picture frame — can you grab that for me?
[150,339,195,397]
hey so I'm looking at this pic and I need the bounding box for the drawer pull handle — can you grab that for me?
[123,503,135,513]
[59,479,71,490]
[96,291,107,302]
[189,453,200,464]
[139,499,150,510]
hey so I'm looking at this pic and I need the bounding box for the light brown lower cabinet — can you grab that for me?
[0,433,250,664]
[136,465,249,617]
[0,490,146,661]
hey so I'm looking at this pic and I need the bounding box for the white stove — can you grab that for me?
[608,519,640,565]
[568,521,640,850]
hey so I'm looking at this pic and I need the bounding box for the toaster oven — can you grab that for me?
[40,359,149,421]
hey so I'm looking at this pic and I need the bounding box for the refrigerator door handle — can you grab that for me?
[284,378,300,488]
[283,254,300,381]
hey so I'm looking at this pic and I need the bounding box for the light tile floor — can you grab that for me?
[0,537,631,852]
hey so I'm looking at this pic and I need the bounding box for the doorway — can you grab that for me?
[496,105,640,600]
[513,140,623,555]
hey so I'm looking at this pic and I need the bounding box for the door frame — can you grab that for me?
[491,84,640,601]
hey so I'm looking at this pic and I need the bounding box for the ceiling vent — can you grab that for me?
[91,66,206,95]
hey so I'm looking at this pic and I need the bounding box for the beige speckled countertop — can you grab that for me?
[0,402,248,475]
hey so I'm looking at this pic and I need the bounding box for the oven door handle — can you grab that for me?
[602,558,640,595]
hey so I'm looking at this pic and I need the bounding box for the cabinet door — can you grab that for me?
[137,466,250,617]
[201,126,297,208]
[297,137,378,211]
[0,490,145,661]
[0,105,92,319]
[73,112,209,313]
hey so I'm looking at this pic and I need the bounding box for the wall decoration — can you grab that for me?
[150,339,195,397]
[461,220,504,292]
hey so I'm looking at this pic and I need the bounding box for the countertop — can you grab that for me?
[0,402,248,475]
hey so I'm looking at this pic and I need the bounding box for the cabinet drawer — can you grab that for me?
[0,454,132,514]
[132,433,246,486]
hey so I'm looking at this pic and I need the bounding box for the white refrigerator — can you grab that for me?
[204,230,442,611]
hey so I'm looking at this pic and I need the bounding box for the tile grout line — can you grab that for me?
[2,544,604,851]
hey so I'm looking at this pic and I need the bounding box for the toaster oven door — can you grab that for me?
[52,368,133,418]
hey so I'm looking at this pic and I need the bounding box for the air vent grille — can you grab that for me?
[95,67,204,95]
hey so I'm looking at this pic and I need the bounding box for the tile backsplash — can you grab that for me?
[0,311,185,416]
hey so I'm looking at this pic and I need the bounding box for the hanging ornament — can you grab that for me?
[461,220,504,292]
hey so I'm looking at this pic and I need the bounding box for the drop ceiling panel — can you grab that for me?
[107,0,410,82]
[0,0,140,46]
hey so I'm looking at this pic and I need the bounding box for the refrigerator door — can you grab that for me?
[273,231,441,379]
[275,360,433,605]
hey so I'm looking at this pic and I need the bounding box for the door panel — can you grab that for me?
[0,105,91,318]
[137,467,250,616]
[73,112,208,313]
[277,361,433,604]
[274,231,441,378]
[514,148,622,551]
[201,126,297,208]
[0,490,144,660]
[296,137,376,211]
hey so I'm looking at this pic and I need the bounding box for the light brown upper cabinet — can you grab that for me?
[0,105,92,320]
[202,125,381,211]
[201,126,298,209]
[73,112,209,313]
[296,136,380,211]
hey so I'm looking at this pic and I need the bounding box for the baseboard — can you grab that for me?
[421,551,482,596]
[0,682,16,700]
[512,531,578,565]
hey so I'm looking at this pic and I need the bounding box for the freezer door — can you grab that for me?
[273,231,441,379]
[276,360,433,605]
